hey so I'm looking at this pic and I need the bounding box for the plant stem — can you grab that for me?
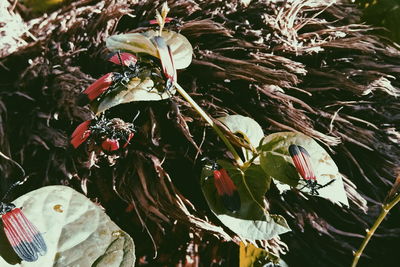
[174,82,243,166]
[351,193,400,267]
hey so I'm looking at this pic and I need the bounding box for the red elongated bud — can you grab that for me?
[101,138,120,152]
[0,203,47,262]
[288,144,316,181]
[77,72,115,105]
[70,120,92,148]
[213,168,241,212]
[108,52,137,67]
[152,36,177,83]
[122,132,135,148]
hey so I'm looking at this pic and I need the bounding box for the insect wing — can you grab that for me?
[108,52,137,67]
[213,169,241,212]
[288,144,316,181]
[2,208,47,262]
[70,120,92,148]
[149,17,175,25]
[77,72,115,105]
[152,36,177,82]
[122,132,135,148]
[101,138,120,152]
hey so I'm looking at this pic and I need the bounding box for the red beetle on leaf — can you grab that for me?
[288,144,335,195]
[210,162,241,213]
[1,202,47,262]
[77,52,138,106]
[152,36,176,90]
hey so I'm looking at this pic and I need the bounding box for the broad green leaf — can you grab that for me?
[218,115,264,162]
[258,132,349,206]
[106,30,193,69]
[201,161,290,241]
[0,186,135,266]
[92,77,175,114]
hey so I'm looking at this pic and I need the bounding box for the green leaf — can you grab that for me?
[106,30,193,69]
[92,76,175,114]
[0,186,135,266]
[218,115,264,161]
[258,132,349,206]
[201,161,290,241]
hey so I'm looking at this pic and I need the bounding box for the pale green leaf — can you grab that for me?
[92,77,175,114]
[201,161,290,241]
[258,132,349,206]
[0,186,135,266]
[218,115,264,161]
[106,30,192,69]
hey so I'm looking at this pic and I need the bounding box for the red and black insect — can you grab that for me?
[139,17,181,28]
[152,36,176,90]
[209,162,241,213]
[77,52,139,106]
[70,116,137,153]
[0,201,47,262]
[77,50,174,106]
[288,144,335,195]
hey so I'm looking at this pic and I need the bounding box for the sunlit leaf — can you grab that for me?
[106,30,192,69]
[218,115,264,161]
[0,186,135,266]
[258,132,349,206]
[201,161,290,242]
[92,77,175,114]
[239,243,277,267]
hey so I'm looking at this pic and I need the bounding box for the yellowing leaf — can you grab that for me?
[239,243,272,267]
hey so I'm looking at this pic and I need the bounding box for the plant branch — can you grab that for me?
[174,82,243,166]
[351,193,400,267]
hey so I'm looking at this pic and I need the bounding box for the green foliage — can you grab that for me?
[356,0,400,43]
[258,132,349,206]
[200,160,290,242]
